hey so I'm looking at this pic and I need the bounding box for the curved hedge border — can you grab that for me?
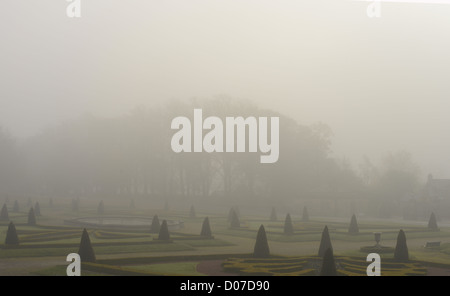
[222,256,428,276]
[93,230,149,240]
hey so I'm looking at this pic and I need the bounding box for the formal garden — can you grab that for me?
[1,197,450,276]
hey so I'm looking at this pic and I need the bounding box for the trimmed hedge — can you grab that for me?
[20,230,81,243]
[222,255,427,276]
[97,253,250,266]
[82,262,162,276]
[93,230,149,240]
[0,239,172,250]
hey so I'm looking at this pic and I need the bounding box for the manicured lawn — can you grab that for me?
[0,242,194,258]
[2,204,450,276]
[180,239,234,247]
[0,247,75,258]
[126,261,204,276]
[33,265,109,276]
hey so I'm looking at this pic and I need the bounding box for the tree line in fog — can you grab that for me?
[0,98,421,203]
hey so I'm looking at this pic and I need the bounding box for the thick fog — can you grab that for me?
[1,0,450,178]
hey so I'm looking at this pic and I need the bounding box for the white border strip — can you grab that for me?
[353,0,450,4]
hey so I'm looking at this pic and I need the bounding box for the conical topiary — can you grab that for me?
[228,206,240,221]
[78,228,96,262]
[200,217,213,238]
[283,213,294,235]
[302,206,309,222]
[320,248,337,276]
[28,207,36,226]
[253,225,270,258]
[394,229,409,262]
[227,207,234,222]
[150,215,161,233]
[348,214,359,234]
[0,204,9,221]
[318,225,333,257]
[13,200,19,213]
[189,205,196,218]
[5,222,19,245]
[34,202,41,216]
[234,206,240,218]
[428,212,439,231]
[229,208,240,228]
[26,198,32,208]
[97,200,104,214]
[158,220,170,240]
[270,207,277,221]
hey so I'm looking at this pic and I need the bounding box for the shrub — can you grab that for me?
[428,212,439,231]
[5,222,19,245]
[229,209,240,228]
[302,206,309,222]
[348,214,359,234]
[228,206,240,221]
[270,207,277,221]
[320,248,337,276]
[0,204,9,221]
[200,217,212,237]
[233,206,240,218]
[283,213,294,235]
[158,220,170,240]
[28,207,37,226]
[394,229,409,262]
[253,225,270,258]
[318,225,333,257]
[227,207,234,222]
[222,255,426,276]
[34,202,41,216]
[78,228,96,262]
[150,215,160,233]
[13,200,19,213]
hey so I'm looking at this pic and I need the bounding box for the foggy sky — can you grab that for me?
[1,0,450,177]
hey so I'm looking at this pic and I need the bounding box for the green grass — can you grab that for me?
[180,239,234,247]
[0,247,75,258]
[216,220,450,243]
[126,261,204,276]
[32,265,110,276]
[93,242,194,254]
[339,247,450,267]
[0,242,193,258]
[2,206,450,276]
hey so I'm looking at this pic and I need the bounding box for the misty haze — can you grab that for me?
[1,0,450,278]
